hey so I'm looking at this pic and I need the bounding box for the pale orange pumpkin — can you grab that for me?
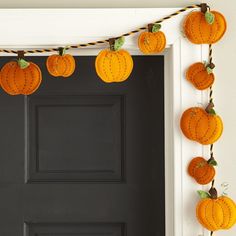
[183,6,227,44]
[0,53,42,95]
[95,37,133,83]
[46,48,75,78]
[180,103,223,145]
[197,188,236,231]
[138,24,166,54]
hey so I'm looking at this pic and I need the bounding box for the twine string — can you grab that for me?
[0,4,201,54]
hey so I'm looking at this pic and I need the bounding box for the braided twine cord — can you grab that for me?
[0,4,200,54]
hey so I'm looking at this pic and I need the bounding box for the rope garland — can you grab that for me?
[0,4,200,55]
[209,43,215,236]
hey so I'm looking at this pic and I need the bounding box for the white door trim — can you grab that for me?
[0,8,209,236]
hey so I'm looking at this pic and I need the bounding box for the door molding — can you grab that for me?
[0,8,209,236]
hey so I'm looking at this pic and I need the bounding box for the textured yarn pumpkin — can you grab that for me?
[186,62,215,90]
[0,59,42,95]
[180,104,223,145]
[95,49,133,83]
[196,188,236,231]
[188,157,215,185]
[183,10,227,44]
[138,23,166,54]
[46,48,75,77]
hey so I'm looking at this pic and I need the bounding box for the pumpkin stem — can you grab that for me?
[205,62,215,74]
[205,102,216,115]
[209,187,218,199]
[17,50,30,69]
[109,38,116,51]
[58,47,66,56]
[200,3,208,14]
[148,24,154,32]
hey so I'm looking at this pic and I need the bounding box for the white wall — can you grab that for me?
[1,0,236,235]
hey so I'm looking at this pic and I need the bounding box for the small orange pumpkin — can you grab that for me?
[196,188,236,231]
[183,4,227,44]
[180,103,223,145]
[186,62,215,90]
[0,52,42,95]
[95,37,133,83]
[46,47,75,78]
[138,23,166,54]
[188,157,216,185]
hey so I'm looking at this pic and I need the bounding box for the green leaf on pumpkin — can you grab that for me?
[114,36,125,51]
[18,59,30,69]
[205,12,215,25]
[208,108,216,115]
[206,67,213,74]
[208,159,218,166]
[152,24,161,33]
[197,190,211,199]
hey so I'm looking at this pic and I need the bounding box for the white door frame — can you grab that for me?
[0,8,209,236]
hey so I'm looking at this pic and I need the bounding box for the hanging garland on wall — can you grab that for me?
[0,3,235,235]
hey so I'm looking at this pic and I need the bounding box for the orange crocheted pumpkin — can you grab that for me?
[0,53,42,95]
[95,37,133,83]
[180,103,223,145]
[188,157,216,185]
[196,188,236,231]
[186,62,215,90]
[183,4,227,44]
[138,24,166,54]
[46,48,75,77]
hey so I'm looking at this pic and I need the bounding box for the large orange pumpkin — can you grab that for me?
[95,37,133,83]
[46,48,75,78]
[0,53,42,95]
[196,188,236,231]
[180,103,223,145]
[188,157,216,185]
[186,62,215,90]
[183,5,227,44]
[138,23,166,54]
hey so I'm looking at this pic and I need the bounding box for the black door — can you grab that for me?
[0,55,165,236]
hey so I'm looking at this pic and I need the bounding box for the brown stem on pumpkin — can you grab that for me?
[17,50,25,60]
[209,187,218,199]
[200,3,208,14]
[205,102,214,113]
[58,47,64,56]
[148,24,154,32]
[207,63,215,69]
[109,38,116,51]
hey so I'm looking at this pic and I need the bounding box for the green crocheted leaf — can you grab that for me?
[18,59,30,69]
[152,24,161,33]
[114,36,125,51]
[206,67,213,74]
[208,108,216,115]
[205,12,215,25]
[208,159,218,166]
[197,190,211,199]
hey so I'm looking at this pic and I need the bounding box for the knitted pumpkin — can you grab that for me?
[0,51,42,95]
[95,37,133,83]
[188,157,216,185]
[186,62,215,90]
[46,47,75,78]
[180,103,223,145]
[138,23,166,54]
[183,4,227,44]
[196,188,236,231]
